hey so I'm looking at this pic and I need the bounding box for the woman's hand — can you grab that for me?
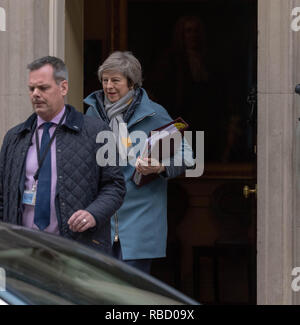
[135,157,165,175]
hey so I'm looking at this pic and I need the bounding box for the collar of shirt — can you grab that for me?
[37,106,66,128]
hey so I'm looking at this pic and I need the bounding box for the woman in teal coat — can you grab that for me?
[84,51,193,273]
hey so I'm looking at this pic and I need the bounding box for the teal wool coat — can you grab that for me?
[84,88,188,260]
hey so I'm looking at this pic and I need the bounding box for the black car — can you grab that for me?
[0,222,198,305]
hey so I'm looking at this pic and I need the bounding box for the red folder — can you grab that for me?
[131,117,189,187]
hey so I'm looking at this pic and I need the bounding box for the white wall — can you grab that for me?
[0,0,50,144]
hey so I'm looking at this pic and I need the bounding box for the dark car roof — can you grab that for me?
[0,222,199,305]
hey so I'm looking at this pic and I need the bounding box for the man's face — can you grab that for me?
[28,64,68,121]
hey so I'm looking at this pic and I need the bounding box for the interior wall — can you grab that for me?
[84,0,107,42]
[128,0,257,164]
[127,0,257,304]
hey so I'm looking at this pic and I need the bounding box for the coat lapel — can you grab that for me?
[127,89,156,129]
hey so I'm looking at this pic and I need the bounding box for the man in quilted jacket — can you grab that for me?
[0,56,126,255]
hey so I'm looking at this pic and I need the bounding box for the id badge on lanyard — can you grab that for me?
[22,182,37,206]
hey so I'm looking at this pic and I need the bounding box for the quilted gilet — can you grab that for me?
[0,105,126,255]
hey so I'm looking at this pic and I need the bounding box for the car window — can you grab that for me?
[0,230,183,305]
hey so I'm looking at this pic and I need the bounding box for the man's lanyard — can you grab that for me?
[33,110,67,182]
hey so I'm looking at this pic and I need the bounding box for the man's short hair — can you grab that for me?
[27,56,68,84]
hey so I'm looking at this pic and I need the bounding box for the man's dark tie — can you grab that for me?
[34,122,52,230]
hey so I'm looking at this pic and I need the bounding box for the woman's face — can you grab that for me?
[102,71,130,103]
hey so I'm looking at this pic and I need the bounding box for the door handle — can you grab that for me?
[243,184,257,199]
